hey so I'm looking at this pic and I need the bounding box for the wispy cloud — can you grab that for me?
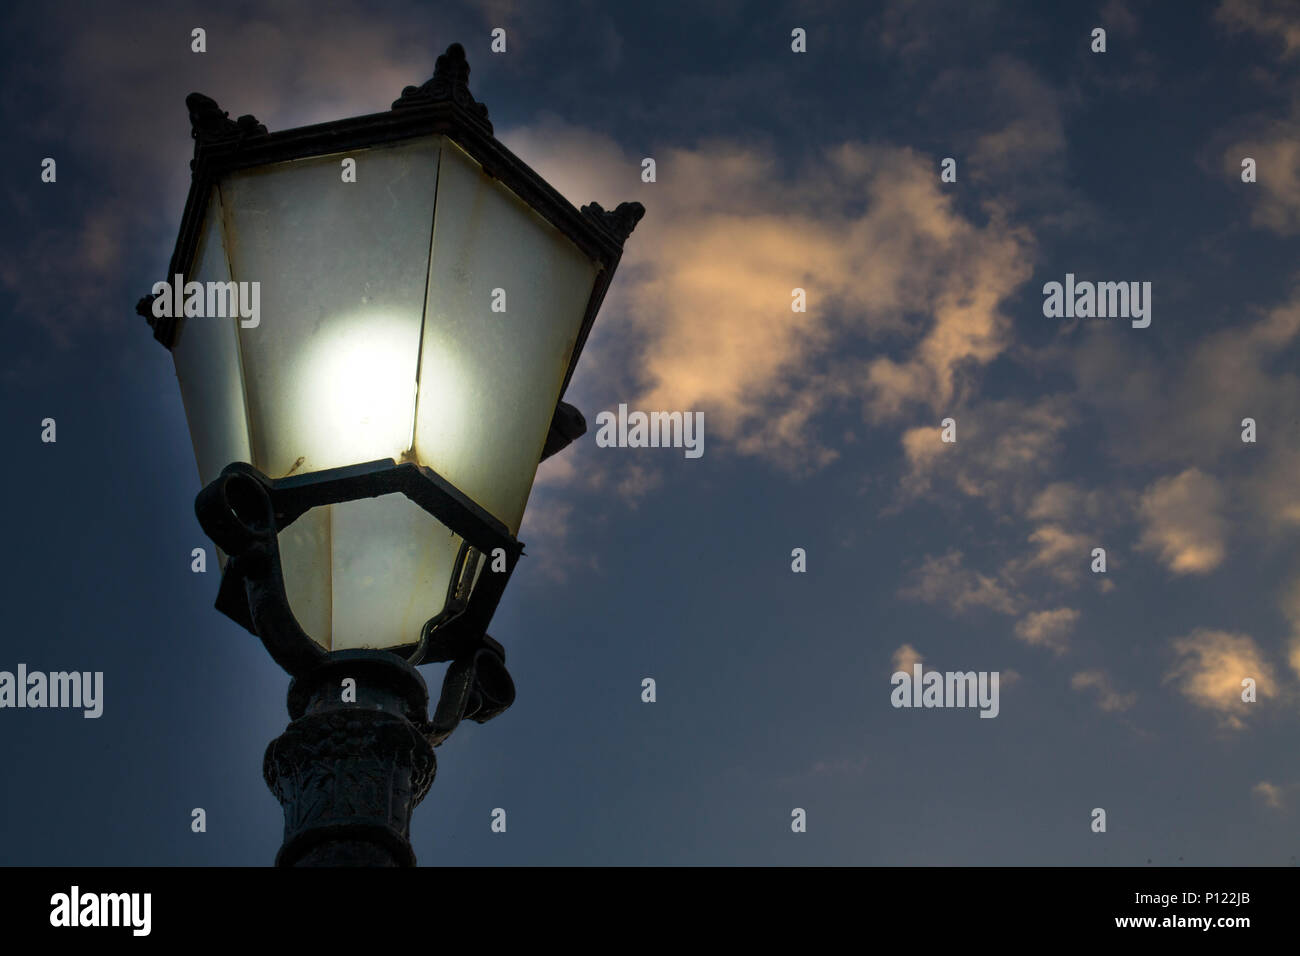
[1216,1,1300,232]
[1137,469,1229,576]
[1252,780,1286,809]
[1016,608,1079,654]
[1071,669,1137,712]
[897,397,1072,510]
[1217,0,1300,59]
[899,550,1021,616]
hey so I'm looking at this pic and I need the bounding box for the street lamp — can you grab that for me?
[137,43,642,866]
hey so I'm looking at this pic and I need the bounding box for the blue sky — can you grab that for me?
[1,0,1298,865]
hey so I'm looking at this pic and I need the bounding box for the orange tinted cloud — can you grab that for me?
[1166,629,1276,728]
[1137,469,1229,575]
[504,120,1034,469]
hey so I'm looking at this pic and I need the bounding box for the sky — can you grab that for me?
[1,0,1298,865]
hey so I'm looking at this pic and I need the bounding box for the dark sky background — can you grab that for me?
[2,0,1298,865]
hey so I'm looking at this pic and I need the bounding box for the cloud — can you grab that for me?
[1071,669,1137,712]
[504,119,1035,472]
[1165,629,1276,728]
[1065,286,1300,557]
[1281,574,1300,679]
[898,397,1072,510]
[968,58,1067,180]
[1020,525,1094,585]
[893,401,1134,603]
[1217,1,1300,234]
[1012,482,1134,587]
[1137,469,1229,575]
[1027,482,1116,525]
[921,52,1094,230]
[1252,780,1285,809]
[1217,0,1300,58]
[899,550,1021,616]
[517,495,580,582]
[889,643,1019,696]
[1193,287,1300,540]
[891,643,924,674]
[1015,608,1079,654]
[1224,130,1300,235]
[1071,280,1300,467]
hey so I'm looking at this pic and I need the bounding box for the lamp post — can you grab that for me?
[138,43,642,866]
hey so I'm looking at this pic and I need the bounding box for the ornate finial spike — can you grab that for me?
[434,43,471,92]
[581,201,646,245]
[391,43,492,130]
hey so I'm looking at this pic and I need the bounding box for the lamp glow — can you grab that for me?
[297,313,421,470]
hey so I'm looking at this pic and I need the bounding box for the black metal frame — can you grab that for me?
[194,456,522,675]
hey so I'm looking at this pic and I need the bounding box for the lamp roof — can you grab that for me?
[139,42,644,402]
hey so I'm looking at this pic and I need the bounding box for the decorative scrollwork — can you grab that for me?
[185,92,267,150]
[264,708,436,866]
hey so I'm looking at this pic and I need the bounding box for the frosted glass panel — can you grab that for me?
[172,187,252,487]
[276,495,463,650]
[414,141,600,533]
[219,137,442,478]
[278,506,332,647]
[329,494,464,650]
